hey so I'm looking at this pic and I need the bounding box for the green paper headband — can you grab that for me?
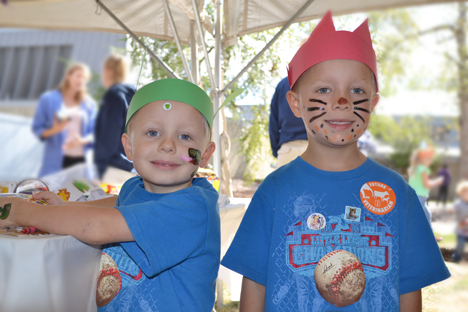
[126,79,214,129]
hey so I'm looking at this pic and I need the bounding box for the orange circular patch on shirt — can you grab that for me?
[359,181,396,215]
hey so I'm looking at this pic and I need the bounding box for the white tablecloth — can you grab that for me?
[218,197,250,302]
[0,234,102,312]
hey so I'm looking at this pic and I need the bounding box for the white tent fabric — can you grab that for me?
[1,0,459,46]
[0,0,213,44]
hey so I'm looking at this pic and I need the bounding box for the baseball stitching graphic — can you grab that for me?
[314,250,366,307]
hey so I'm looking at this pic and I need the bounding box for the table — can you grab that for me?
[0,234,102,312]
[218,197,250,304]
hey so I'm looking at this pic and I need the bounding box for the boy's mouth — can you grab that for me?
[325,119,354,130]
[151,160,180,170]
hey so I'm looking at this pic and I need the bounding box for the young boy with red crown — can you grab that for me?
[221,11,450,311]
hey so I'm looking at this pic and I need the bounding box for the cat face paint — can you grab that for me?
[179,148,202,165]
[304,97,372,145]
[297,59,377,147]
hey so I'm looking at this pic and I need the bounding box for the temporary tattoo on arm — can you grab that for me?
[188,148,202,165]
[0,203,12,220]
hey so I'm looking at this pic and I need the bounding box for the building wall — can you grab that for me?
[0,29,126,117]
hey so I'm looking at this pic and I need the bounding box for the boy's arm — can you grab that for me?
[239,277,265,312]
[0,197,132,245]
[400,289,422,312]
[33,191,117,207]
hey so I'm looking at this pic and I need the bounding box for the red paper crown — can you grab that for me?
[287,11,378,91]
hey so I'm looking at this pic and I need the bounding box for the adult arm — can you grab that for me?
[239,277,266,312]
[400,290,422,312]
[32,93,67,140]
[0,197,132,245]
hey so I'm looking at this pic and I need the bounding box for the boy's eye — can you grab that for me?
[147,130,160,137]
[351,88,364,95]
[317,88,330,94]
[179,134,191,140]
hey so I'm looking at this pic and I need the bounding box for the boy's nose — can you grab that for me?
[332,96,351,110]
[159,137,175,152]
[338,97,348,105]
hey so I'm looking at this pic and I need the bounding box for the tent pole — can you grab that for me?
[162,0,194,83]
[212,0,223,181]
[95,0,179,79]
[191,0,216,89]
[222,0,316,93]
[190,20,199,84]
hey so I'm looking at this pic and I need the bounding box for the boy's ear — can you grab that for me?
[286,90,303,118]
[121,133,133,161]
[370,93,380,113]
[199,142,216,168]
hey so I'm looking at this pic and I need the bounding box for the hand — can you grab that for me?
[52,114,68,133]
[63,134,87,151]
[0,197,22,228]
[32,191,67,205]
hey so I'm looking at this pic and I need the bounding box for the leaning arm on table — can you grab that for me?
[0,197,132,245]
[32,191,116,207]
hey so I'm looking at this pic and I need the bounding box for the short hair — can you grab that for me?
[104,54,129,85]
[58,63,90,103]
[456,180,468,196]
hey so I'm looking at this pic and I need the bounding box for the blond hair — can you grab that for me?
[456,180,468,196]
[103,54,128,85]
[58,63,90,103]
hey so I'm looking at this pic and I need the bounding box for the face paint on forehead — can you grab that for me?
[163,102,172,111]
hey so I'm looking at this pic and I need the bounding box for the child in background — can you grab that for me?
[408,145,443,230]
[222,11,449,311]
[0,79,220,312]
[452,180,468,263]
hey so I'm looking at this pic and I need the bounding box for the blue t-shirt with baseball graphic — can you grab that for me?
[97,176,220,312]
[221,157,450,312]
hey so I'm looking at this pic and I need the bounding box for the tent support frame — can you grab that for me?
[96,0,316,179]
[222,0,316,93]
[95,0,180,79]
[162,0,194,82]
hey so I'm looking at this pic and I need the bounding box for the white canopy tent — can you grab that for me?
[0,0,462,180]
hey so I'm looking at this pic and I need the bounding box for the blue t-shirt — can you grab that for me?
[222,157,450,312]
[97,176,220,312]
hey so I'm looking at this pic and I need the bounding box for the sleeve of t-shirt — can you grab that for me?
[117,190,209,278]
[398,185,450,294]
[221,182,275,285]
[32,93,51,141]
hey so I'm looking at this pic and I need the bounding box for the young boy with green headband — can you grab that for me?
[0,79,220,311]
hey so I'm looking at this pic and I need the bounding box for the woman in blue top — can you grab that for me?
[32,63,96,177]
